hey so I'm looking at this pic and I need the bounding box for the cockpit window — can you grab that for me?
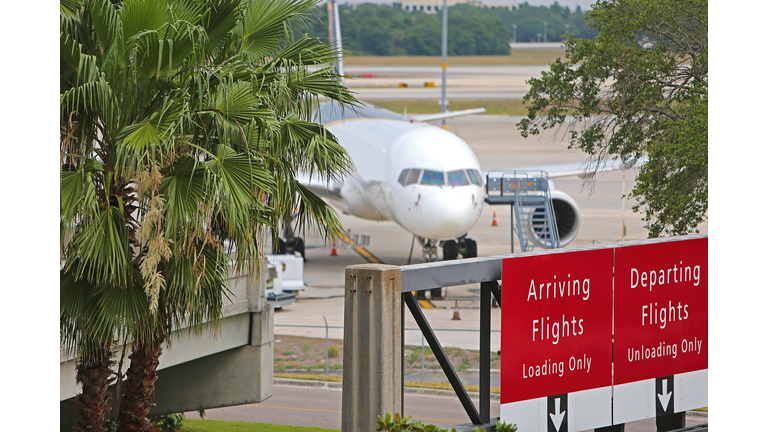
[398,169,411,186]
[398,168,481,187]
[398,169,423,186]
[466,169,480,186]
[447,170,470,186]
[474,169,484,186]
[407,169,422,185]
[420,170,444,185]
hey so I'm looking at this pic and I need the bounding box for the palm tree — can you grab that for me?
[60,0,359,430]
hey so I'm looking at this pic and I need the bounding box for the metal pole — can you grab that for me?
[543,21,547,43]
[401,295,405,415]
[441,0,448,124]
[403,292,482,425]
[510,203,515,253]
[512,24,517,44]
[324,316,329,375]
[622,164,626,241]
[479,281,493,424]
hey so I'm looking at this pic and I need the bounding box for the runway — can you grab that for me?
[343,65,549,100]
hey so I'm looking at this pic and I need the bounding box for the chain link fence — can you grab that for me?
[274,323,501,387]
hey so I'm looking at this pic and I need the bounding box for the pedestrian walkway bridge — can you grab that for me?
[59,259,275,428]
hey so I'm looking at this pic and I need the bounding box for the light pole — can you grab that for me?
[565,24,570,35]
[440,0,448,124]
[543,21,548,43]
[512,24,517,43]
[537,32,541,43]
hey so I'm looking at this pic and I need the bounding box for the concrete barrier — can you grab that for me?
[341,264,402,432]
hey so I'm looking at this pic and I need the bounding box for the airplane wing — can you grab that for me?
[295,173,343,200]
[486,157,648,180]
[410,108,487,123]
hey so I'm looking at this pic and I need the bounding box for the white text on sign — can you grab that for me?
[522,354,592,379]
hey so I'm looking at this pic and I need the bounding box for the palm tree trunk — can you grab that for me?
[74,345,115,432]
[117,332,165,432]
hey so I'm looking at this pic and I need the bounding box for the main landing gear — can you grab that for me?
[441,236,477,261]
[416,235,478,300]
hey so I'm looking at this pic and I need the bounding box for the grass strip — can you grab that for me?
[276,373,342,382]
[182,419,337,432]
[366,99,530,116]
[275,373,501,395]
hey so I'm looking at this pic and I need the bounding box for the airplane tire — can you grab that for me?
[465,239,478,258]
[276,238,286,255]
[443,240,459,261]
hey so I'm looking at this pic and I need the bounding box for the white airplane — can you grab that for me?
[281,0,640,299]
[306,102,489,262]
[303,102,628,258]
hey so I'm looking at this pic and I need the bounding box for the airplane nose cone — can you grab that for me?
[419,192,481,239]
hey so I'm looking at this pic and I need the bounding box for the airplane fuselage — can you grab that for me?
[324,117,485,241]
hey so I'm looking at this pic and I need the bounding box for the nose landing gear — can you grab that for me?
[415,235,478,300]
[420,238,440,263]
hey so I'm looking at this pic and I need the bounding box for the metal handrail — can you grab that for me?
[400,234,707,292]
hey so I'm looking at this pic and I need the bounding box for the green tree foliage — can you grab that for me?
[401,14,442,55]
[518,0,707,237]
[60,0,358,430]
[298,3,591,56]
[495,2,598,43]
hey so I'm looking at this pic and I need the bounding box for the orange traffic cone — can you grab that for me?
[452,300,461,320]
[492,212,498,227]
[330,240,337,256]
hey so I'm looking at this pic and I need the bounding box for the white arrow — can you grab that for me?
[657,379,672,412]
[549,397,566,432]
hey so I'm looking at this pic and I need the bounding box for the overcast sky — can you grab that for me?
[337,0,595,10]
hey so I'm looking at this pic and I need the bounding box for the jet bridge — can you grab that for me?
[485,171,560,252]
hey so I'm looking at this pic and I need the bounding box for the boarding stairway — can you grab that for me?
[485,171,559,252]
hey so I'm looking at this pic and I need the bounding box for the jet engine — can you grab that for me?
[523,189,581,248]
[549,189,581,246]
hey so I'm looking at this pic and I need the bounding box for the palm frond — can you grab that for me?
[66,205,133,287]
[293,180,345,240]
[279,114,352,180]
[119,0,169,45]
[61,0,85,19]
[201,0,242,57]
[238,0,320,60]
[159,155,208,234]
[87,0,121,58]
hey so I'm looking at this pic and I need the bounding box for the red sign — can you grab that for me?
[613,238,708,384]
[501,249,614,404]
